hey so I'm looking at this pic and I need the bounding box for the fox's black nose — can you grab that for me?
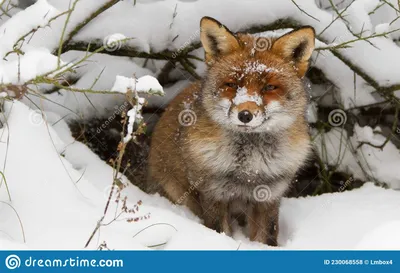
[238,110,253,124]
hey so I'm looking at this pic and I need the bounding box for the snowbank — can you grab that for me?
[0,101,399,250]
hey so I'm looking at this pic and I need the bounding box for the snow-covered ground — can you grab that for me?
[0,101,399,250]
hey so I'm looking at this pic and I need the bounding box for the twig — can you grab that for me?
[132,223,177,240]
[0,103,11,201]
[3,10,70,60]
[0,201,25,243]
[84,87,150,248]
[0,171,11,201]
[60,17,400,96]
[179,58,200,79]
[318,0,354,37]
[291,0,320,22]
[316,27,400,50]
[357,105,399,150]
[59,0,120,54]
[57,0,80,68]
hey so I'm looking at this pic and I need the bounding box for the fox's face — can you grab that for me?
[200,17,315,133]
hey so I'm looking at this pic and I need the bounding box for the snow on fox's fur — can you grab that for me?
[148,17,315,245]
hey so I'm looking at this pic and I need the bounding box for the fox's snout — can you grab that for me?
[235,101,262,124]
[229,100,266,129]
[238,110,253,124]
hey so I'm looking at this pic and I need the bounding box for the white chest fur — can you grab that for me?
[187,133,309,201]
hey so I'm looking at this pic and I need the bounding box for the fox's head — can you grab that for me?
[200,17,315,134]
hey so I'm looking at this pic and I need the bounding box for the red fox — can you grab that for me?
[148,17,315,245]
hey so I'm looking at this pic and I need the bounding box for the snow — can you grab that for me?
[123,97,145,143]
[111,75,137,94]
[103,33,128,52]
[345,0,377,36]
[375,23,390,35]
[0,101,399,250]
[281,183,400,249]
[351,125,400,189]
[112,75,164,96]
[306,102,318,123]
[355,221,400,250]
[0,0,60,58]
[232,87,263,106]
[313,123,400,189]
[110,75,163,142]
[0,0,399,109]
[1,0,398,112]
[68,0,400,93]
[136,75,164,95]
[0,49,61,84]
[1,0,400,251]
[22,52,158,120]
[243,61,271,75]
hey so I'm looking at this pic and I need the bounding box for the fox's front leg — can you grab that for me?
[162,176,203,218]
[200,195,232,236]
[248,200,280,246]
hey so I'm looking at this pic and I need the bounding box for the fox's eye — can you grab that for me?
[225,82,238,89]
[262,84,277,92]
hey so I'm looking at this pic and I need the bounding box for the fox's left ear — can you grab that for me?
[200,17,241,65]
[271,27,315,77]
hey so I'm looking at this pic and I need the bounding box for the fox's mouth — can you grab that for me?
[235,116,270,130]
[236,124,261,131]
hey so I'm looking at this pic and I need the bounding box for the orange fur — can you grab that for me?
[148,17,315,245]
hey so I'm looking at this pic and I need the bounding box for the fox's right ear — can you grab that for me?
[200,17,240,65]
